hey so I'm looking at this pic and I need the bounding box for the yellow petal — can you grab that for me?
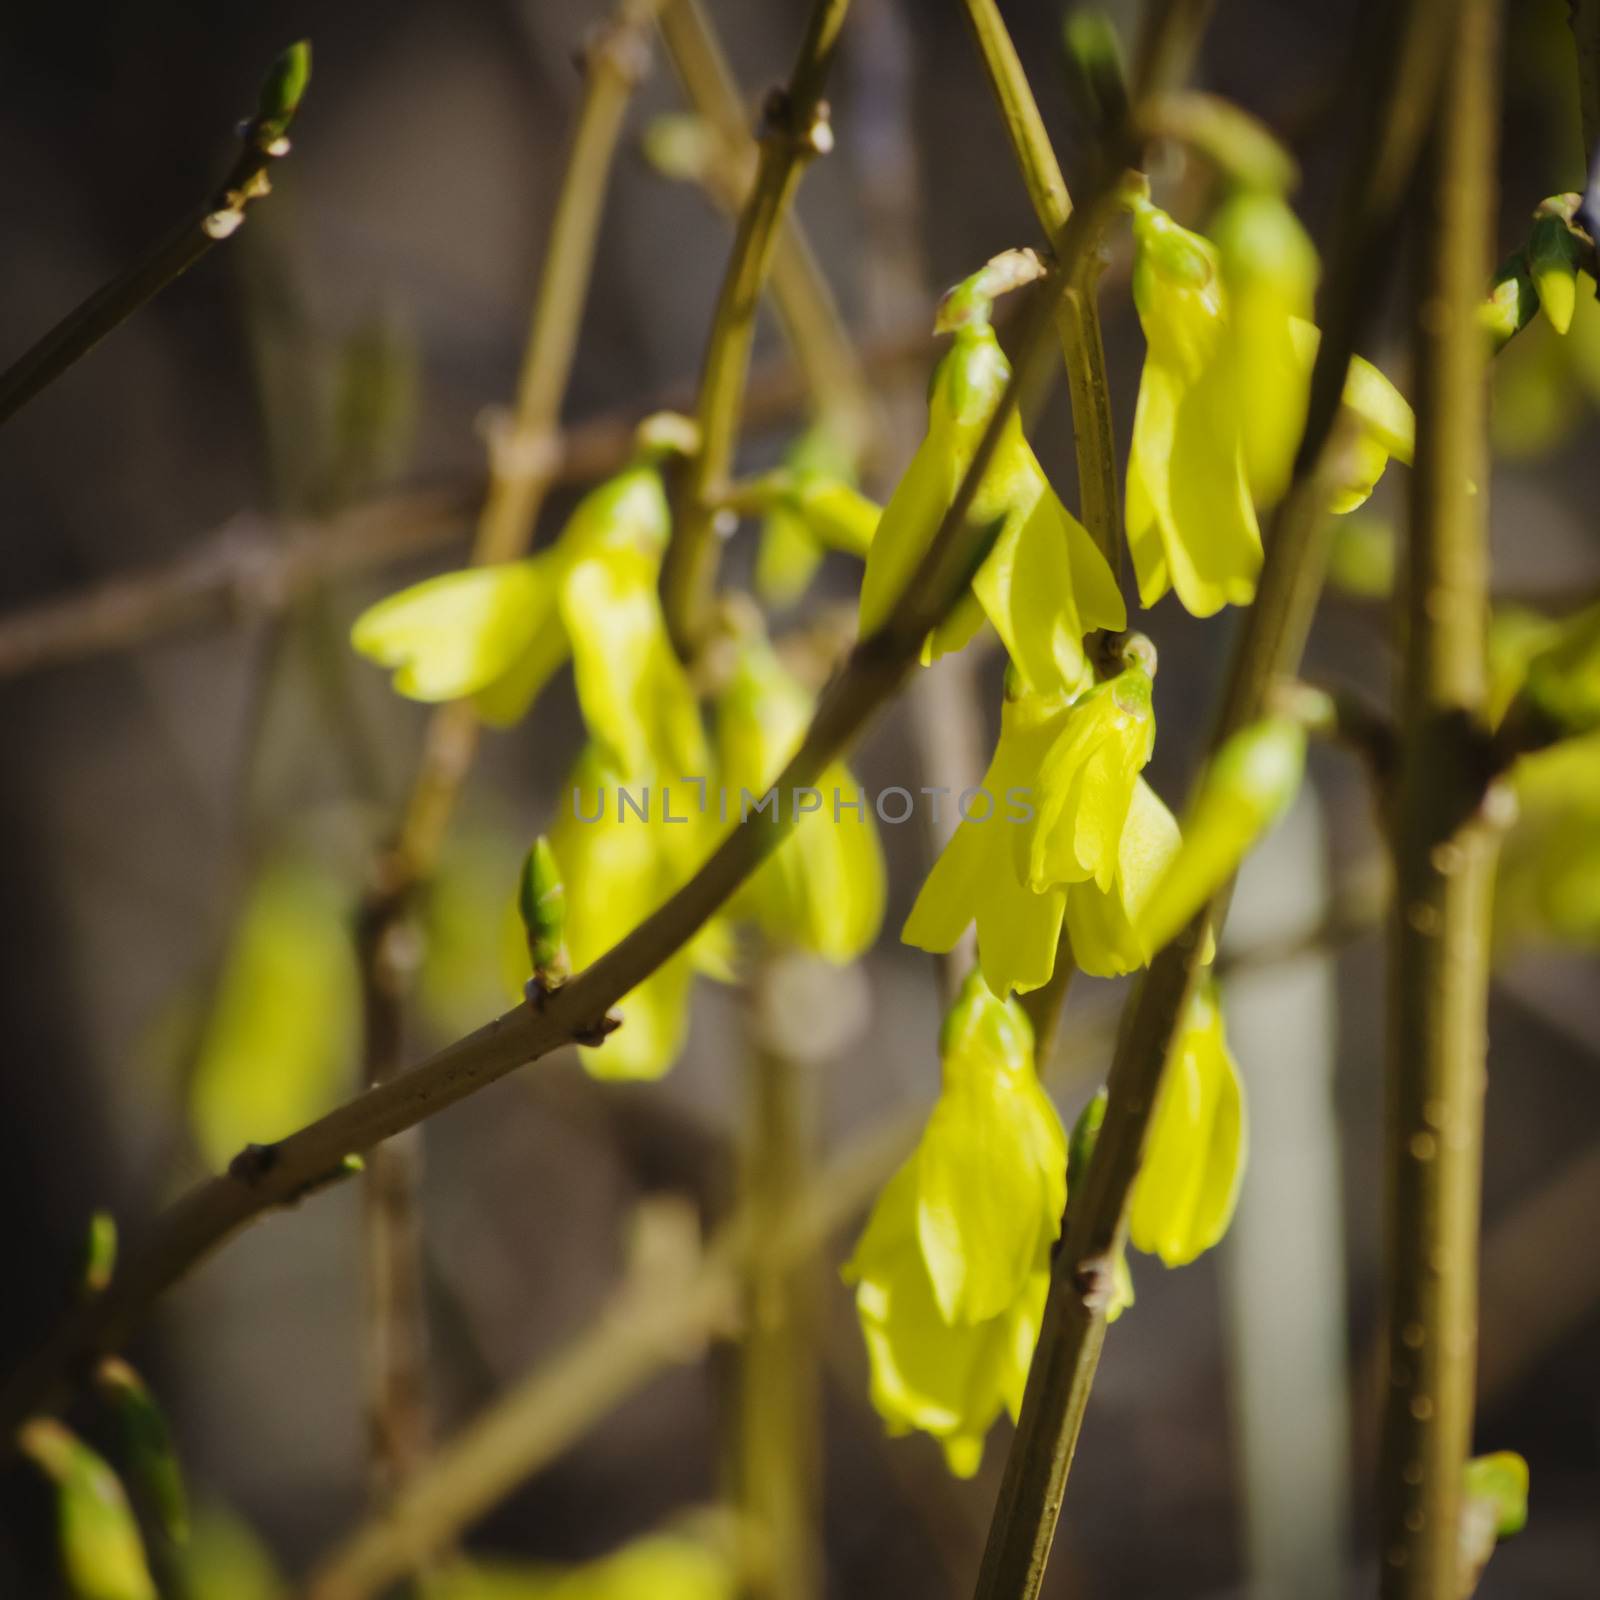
[352,555,563,705]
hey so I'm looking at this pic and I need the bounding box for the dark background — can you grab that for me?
[0,0,1597,1594]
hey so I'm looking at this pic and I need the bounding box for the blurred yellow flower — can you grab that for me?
[843,974,1064,1476]
[1128,984,1247,1267]
[715,636,885,964]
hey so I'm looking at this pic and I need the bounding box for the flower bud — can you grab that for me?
[1528,212,1582,336]
[95,1359,188,1547]
[1136,715,1307,957]
[19,1419,157,1600]
[517,836,566,978]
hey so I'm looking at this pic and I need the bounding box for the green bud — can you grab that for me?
[1067,1089,1107,1191]
[19,1420,157,1600]
[254,42,312,146]
[939,967,1035,1081]
[1061,11,1129,136]
[1136,716,1308,957]
[518,837,567,977]
[1131,202,1216,291]
[640,111,720,186]
[934,249,1045,335]
[1481,257,1540,350]
[1528,213,1583,336]
[1460,1450,1529,1590]
[95,1359,189,1546]
[81,1210,117,1298]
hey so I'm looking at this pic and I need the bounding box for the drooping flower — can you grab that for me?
[843,973,1065,1475]
[1128,983,1247,1267]
[1211,189,1320,510]
[542,745,710,1081]
[1126,202,1262,617]
[1062,777,1182,979]
[903,663,1157,997]
[1127,199,1415,615]
[715,635,885,963]
[1015,663,1157,895]
[352,444,705,778]
[901,690,1069,998]
[858,253,1124,698]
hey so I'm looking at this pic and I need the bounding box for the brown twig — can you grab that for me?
[971,1,1459,1594]
[659,0,854,659]
[0,44,311,429]
[1379,3,1504,1591]
[0,78,1117,1451]
[657,0,876,458]
[355,0,666,1505]
[0,321,937,686]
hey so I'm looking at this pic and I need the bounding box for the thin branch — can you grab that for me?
[733,956,824,1600]
[1380,2,1503,1591]
[959,0,1121,570]
[971,3,1460,1595]
[0,322,937,686]
[303,1115,912,1600]
[1570,0,1600,161]
[356,0,665,1504]
[660,0,854,660]
[0,43,311,429]
[0,136,1115,1443]
[658,0,877,457]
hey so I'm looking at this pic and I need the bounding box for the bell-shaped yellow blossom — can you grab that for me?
[1135,714,1307,957]
[715,637,885,963]
[1126,202,1262,617]
[904,665,1157,995]
[1128,200,1415,615]
[545,745,704,1081]
[845,1160,1047,1477]
[902,690,1069,997]
[1128,984,1247,1266]
[843,974,1064,1475]
[1062,777,1182,978]
[859,260,1123,696]
[1212,190,1320,510]
[916,974,1067,1322]
[353,459,705,778]
[1017,663,1157,894]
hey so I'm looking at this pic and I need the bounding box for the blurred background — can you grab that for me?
[0,0,1597,1594]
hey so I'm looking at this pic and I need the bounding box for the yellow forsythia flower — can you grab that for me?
[1126,201,1262,617]
[544,746,706,1081]
[1128,199,1415,615]
[715,636,885,963]
[1128,984,1247,1266]
[902,691,1068,997]
[1062,777,1183,978]
[1015,663,1157,894]
[904,665,1157,996]
[353,455,704,778]
[1212,190,1320,511]
[859,257,1124,696]
[843,973,1065,1475]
